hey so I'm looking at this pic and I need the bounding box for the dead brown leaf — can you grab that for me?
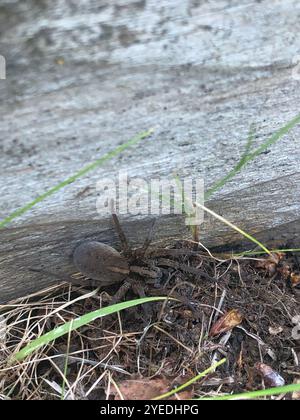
[256,253,285,276]
[255,363,285,388]
[111,377,192,400]
[278,264,292,280]
[291,272,300,288]
[210,309,243,337]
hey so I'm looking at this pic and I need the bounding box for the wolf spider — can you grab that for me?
[32,213,214,304]
[72,213,216,301]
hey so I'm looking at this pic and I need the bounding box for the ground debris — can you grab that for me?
[292,379,300,400]
[0,245,299,400]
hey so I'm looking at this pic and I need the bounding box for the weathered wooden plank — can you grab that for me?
[1,0,300,302]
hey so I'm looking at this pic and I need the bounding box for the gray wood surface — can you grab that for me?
[0,0,300,303]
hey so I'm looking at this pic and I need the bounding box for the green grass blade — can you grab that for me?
[200,383,300,400]
[248,113,300,161]
[234,248,300,257]
[12,296,167,363]
[153,358,227,400]
[205,124,255,199]
[205,113,300,199]
[0,129,154,229]
[61,319,73,400]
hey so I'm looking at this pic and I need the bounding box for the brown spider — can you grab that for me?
[71,214,163,302]
[31,213,215,304]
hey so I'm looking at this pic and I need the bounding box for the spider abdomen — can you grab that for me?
[73,241,129,285]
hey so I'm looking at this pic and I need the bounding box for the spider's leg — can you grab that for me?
[138,218,156,258]
[110,279,132,304]
[130,279,145,298]
[156,258,215,281]
[111,212,130,255]
[130,278,153,318]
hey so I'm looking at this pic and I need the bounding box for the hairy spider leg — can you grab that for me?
[110,279,132,304]
[138,218,157,258]
[111,212,131,255]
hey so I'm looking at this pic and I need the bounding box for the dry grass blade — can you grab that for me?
[195,201,271,255]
